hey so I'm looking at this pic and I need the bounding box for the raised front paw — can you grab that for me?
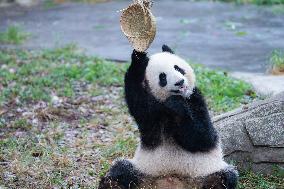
[132,50,148,62]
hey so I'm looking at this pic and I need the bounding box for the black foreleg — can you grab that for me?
[164,95,218,152]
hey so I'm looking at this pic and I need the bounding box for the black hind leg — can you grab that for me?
[98,159,144,189]
[202,166,238,189]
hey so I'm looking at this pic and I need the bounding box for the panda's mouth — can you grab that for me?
[170,86,189,95]
[170,89,180,94]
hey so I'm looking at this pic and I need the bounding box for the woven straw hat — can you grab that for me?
[120,0,156,52]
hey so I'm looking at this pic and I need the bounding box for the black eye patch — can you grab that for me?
[174,65,185,75]
[159,72,167,87]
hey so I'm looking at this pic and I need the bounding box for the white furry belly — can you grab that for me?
[130,143,228,178]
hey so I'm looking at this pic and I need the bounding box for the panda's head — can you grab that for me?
[145,45,196,102]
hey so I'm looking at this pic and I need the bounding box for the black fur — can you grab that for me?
[162,44,175,54]
[124,49,218,152]
[98,160,144,189]
[124,50,163,149]
[159,73,167,87]
[174,65,185,75]
[174,79,184,86]
[202,167,238,189]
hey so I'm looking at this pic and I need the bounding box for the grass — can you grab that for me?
[0,44,254,112]
[238,168,284,189]
[0,44,127,106]
[43,0,59,9]
[193,64,255,112]
[270,5,284,13]
[0,45,269,188]
[0,26,30,45]
[268,50,284,74]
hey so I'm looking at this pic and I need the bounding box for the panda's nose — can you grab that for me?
[175,79,184,87]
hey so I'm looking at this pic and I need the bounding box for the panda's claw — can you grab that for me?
[132,49,147,59]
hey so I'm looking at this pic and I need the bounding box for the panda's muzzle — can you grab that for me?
[171,79,188,94]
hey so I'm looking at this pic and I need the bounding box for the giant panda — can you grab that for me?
[98,45,238,189]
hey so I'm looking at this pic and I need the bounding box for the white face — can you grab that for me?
[145,52,196,101]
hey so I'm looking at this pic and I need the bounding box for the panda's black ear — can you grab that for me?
[162,44,175,54]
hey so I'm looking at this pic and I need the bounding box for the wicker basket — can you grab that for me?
[120,0,156,52]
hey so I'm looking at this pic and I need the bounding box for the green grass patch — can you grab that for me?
[0,45,255,112]
[0,26,30,45]
[268,50,284,74]
[270,5,284,14]
[235,31,248,37]
[238,168,284,188]
[43,0,59,9]
[270,50,284,68]
[193,64,255,112]
[0,45,127,105]
[97,136,138,177]
[0,133,75,188]
[250,0,284,5]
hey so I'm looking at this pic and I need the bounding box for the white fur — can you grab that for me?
[129,140,228,178]
[145,52,196,101]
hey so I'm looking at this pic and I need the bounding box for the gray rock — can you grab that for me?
[214,92,284,173]
[245,113,284,147]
